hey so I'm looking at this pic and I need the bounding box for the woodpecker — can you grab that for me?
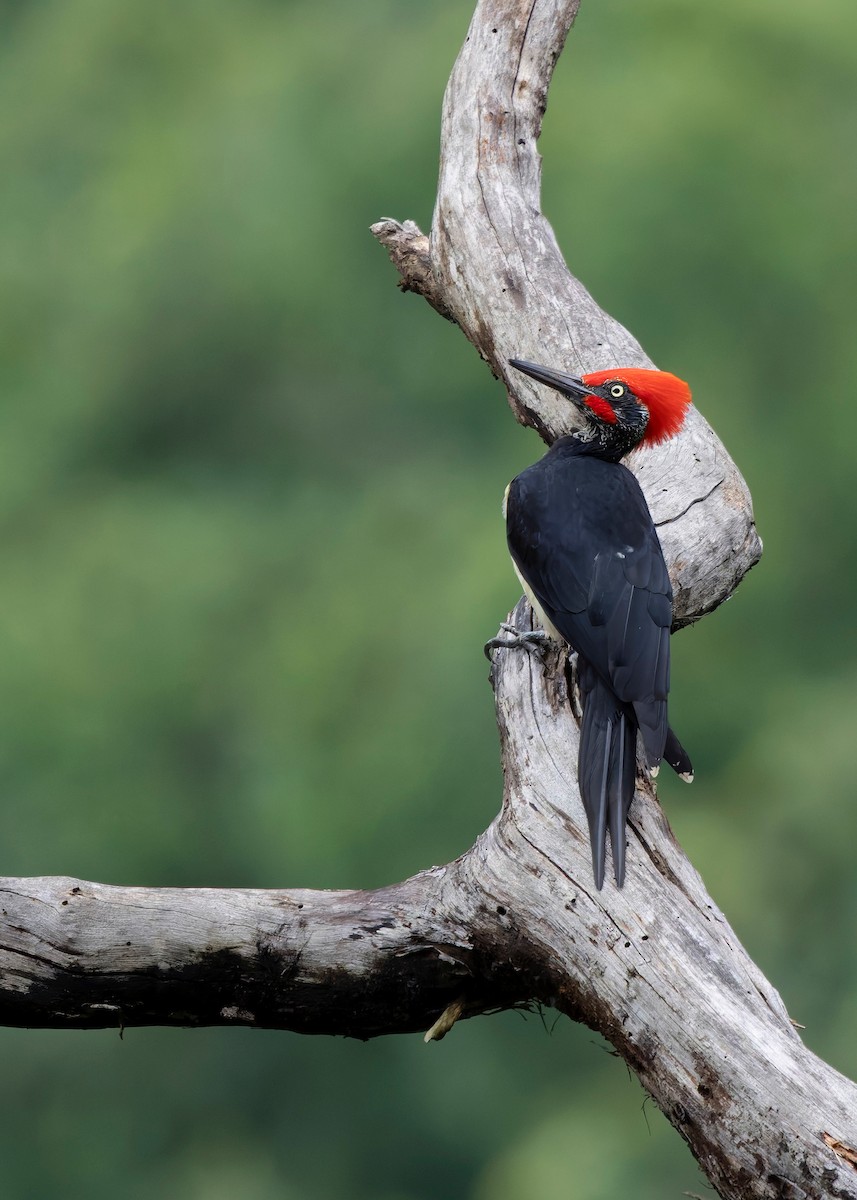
[503,358,694,889]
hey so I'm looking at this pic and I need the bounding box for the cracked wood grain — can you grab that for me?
[1,3,854,1200]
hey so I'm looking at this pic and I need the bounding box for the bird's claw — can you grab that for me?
[484,625,551,660]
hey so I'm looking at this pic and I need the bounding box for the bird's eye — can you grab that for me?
[610,383,625,398]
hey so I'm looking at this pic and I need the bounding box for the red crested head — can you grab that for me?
[580,367,692,447]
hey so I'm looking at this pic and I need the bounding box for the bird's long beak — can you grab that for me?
[509,358,595,402]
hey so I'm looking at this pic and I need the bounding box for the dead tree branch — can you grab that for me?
[2,2,855,1198]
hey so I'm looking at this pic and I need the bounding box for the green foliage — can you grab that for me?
[0,0,855,1195]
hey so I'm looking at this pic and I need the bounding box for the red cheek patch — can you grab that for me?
[584,394,618,423]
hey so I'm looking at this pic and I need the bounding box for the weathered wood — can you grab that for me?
[0,874,506,1037]
[486,601,857,1200]
[375,0,760,626]
[1,2,855,1199]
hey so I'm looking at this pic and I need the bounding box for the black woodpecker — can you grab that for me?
[503,358,694,889]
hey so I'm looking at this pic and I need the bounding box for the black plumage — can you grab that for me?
[505,358,693,889]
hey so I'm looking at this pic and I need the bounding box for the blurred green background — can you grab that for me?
[1,0,855,1195]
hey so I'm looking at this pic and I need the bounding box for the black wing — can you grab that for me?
[506,452,672,768]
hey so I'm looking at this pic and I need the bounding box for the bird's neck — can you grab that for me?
[554,428,642,463]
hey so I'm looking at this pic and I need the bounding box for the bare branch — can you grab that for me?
[372,0,760,625]
[370,219,456,322]
[488,600,857,1200]
[0,872,527,1037]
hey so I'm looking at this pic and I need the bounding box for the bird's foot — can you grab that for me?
[484,624,551,660]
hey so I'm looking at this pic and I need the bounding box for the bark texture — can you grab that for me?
[2,3,855,1200]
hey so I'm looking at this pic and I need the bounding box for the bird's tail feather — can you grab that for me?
[664,726,694,781]
[577,665,637,888]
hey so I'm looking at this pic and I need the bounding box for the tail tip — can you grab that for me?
[679,770,694,783]
[592,856,606,891]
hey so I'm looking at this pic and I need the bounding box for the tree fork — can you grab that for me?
[2,3,856,1199]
